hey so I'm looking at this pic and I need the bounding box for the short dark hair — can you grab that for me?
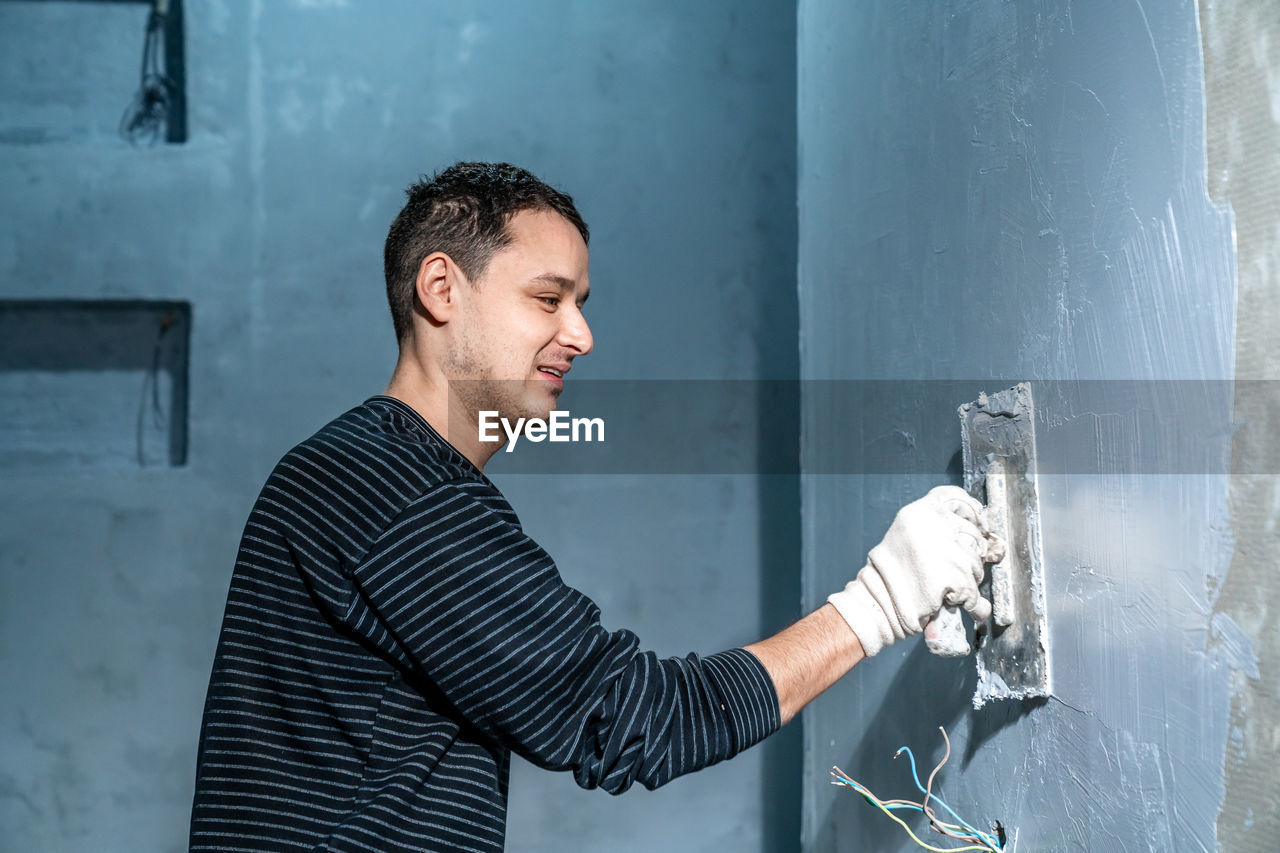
[383,162,590,341]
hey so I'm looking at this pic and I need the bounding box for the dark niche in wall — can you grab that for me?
[0,299,190,468]
[0,0,186,145]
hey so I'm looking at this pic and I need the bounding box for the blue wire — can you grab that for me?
[894,747,1003,850]
[896,748,1001,850]
[832,773,1000,851]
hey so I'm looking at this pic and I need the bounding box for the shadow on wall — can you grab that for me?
[756,380,802,852]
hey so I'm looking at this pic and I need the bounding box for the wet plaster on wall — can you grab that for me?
[1200,0,1280,848]
[799,0,1246,849]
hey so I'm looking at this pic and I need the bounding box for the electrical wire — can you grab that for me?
[829,727,1005,852]
[120,0,174,145]
[135,310,177,465]
[923,728,949,829]
[914,726,1002,847]
[881,794,994,847]
[896,748,993,845]
[829,767,994,853]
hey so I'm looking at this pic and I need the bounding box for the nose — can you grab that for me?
[558,303,593,356]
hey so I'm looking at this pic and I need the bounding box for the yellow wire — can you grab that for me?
[871,800,976,833]
[859,790,992,853]
[833,783,976,836]
[831,776,994,853]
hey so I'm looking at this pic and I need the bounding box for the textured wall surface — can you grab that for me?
[1201,0,1280,849]
[799,1,1256,850]
[0,2,798,850]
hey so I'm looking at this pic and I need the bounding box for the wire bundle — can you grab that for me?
[829,727,1005,852]
[120,0,175,145]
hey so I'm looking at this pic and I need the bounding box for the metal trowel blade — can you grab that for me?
[958,383,1051,707]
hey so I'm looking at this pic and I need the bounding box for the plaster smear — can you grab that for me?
[799,0,1247,849]
[1200,0,1280,849]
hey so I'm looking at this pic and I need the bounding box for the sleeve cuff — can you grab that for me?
[703,648,783,752]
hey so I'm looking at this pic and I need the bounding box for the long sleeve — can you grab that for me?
[193,398,778,851]
[342,477,781,793]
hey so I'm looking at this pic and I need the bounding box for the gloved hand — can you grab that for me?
[827,486,1001,657]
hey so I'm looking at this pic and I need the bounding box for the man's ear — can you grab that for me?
[415,252,462,323]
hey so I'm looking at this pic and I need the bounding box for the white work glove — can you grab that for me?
[827,486,1000,657]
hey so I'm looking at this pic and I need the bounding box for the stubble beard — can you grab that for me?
[444,336,553,427]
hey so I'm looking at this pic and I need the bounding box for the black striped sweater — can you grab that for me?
[190,396,781,852]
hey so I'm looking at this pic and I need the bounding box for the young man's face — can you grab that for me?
[444,208,593,423]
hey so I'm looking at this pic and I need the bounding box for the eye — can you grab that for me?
[538,296,561,308]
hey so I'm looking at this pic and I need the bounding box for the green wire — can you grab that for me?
[830,768,1000,852]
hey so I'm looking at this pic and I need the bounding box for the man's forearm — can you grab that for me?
[743,603,865,725]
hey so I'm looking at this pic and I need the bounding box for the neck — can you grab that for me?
[383,349,503,470]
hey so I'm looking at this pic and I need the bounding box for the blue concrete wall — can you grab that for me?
[798,1,1250,850]
[0,2,798,850]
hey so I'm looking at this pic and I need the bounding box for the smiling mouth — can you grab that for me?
[535,368,565,396]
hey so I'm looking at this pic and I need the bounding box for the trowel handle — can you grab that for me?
[924,605,969,656]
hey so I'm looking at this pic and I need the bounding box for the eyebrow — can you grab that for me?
[531,273,589,305]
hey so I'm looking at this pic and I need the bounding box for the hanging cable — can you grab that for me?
[136,309,177,465]
[120,0,174,146]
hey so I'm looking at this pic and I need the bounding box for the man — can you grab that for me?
[190,162,996,851]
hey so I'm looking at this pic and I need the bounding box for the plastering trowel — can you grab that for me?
[924,383,1051,707]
